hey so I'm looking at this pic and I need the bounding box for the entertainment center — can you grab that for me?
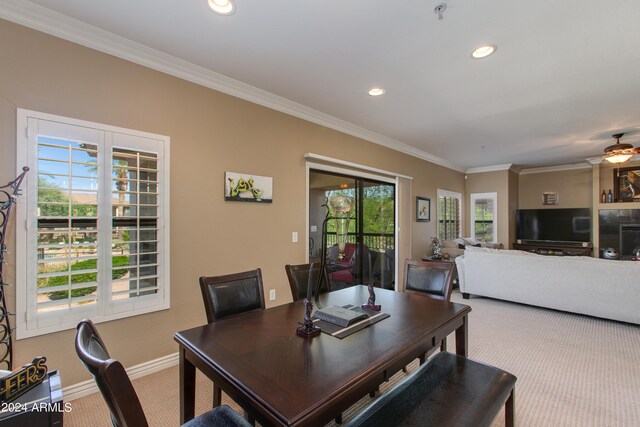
[514,208,593,256]
[513,240,592,256]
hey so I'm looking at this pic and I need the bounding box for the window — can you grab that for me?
[470,192,497,243]
[437,189,461,241]
[16,110,170,338]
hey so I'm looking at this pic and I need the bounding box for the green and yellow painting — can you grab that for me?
[225,172,273,203]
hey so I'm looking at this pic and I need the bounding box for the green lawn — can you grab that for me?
[45,256,130,300]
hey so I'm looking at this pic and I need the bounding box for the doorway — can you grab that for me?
[309,169,396,290]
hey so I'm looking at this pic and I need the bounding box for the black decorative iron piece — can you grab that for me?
[0,167,29,370]
[313,201,332,302]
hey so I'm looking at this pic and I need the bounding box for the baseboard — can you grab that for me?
[64,352,179,401]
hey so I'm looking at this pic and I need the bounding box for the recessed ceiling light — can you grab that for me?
[368,88,385,96]
[471,44,497,59]
[208,0,235,15]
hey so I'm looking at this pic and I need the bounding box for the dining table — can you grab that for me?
[174,285,471,426]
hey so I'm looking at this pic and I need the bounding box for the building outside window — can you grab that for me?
[16,109,170,338]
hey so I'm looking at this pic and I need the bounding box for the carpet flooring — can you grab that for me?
[64,290,640,426]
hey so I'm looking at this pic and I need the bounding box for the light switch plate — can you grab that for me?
[292,231,298,243]
[310,225,318,232]
[269,289,276,301]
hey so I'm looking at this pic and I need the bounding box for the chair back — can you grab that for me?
[404,259,455,301]
[75,319,148,427]
[199,268,266,322]
[285,262,329,301]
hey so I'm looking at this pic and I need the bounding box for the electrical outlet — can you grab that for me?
[310,225,317,232]
[269,289,276,301]
[292,231,298,243]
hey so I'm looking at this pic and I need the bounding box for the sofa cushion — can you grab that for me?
[442,239,461,249]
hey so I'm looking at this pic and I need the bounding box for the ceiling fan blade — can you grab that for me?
[615,147,640,155]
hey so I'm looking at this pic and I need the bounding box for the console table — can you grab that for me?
[513,241,592,256]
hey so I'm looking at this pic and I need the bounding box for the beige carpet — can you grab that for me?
[64,290,640,426]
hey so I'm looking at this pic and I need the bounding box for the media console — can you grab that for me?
[513,240,592,256]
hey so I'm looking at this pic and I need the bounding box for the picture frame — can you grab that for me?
[416,197,430,222]
[225,172,273,203]
[542,192,558,205]
[613,166,640,203]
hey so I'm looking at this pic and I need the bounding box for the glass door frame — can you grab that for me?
[306,161,399,290]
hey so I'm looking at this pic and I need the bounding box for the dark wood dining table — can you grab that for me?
[174,285,471,427]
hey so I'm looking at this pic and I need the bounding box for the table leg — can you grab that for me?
[179,347,196,424]
[455,314,468,357]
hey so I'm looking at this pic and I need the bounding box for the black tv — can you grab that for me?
[516,208,591,244]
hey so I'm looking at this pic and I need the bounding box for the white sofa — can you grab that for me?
[455,247,640,324]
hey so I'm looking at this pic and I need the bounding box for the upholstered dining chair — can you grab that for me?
[75,319,250,427]
[404,259,455,356]
[284,261,330,301]
[404,259,455,301]
[199,268,266,323]
[199,268,265,412]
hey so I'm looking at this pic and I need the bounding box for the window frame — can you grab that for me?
[470,192,497,243]
[436,189,462,241]
[16,109,171,339]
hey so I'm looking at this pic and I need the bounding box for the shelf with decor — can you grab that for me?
[513,241,592,256]
[597,202,640,210]
[591,155,640,259]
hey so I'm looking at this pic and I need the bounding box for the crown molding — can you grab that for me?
[519,162,592,175]
[466,164,513,174]
[0,0,464,173]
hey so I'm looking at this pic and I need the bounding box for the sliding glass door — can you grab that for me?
[309,170,395,290]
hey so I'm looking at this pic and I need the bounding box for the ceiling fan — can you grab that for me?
[598,133,640,164]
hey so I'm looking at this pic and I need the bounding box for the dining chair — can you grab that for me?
[404,259,455,301]
[199,268,265,411]
[75,319,250,427]
[199,268,266,323]
[284,261,330,301]
[403,259,455,358]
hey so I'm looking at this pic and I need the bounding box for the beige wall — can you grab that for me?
[519,168,592,208]
[465,170,510,245]
[0,20,464,385]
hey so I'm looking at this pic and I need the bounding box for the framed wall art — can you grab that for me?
[225,172,273,203]
[613,166,640,202]
[542,192,558,205]
[416,196,430,222]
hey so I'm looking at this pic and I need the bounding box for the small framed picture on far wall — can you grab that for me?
[416,197,430,222]
[542,192,558,205]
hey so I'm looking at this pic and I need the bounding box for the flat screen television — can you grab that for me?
[516,208,591,243]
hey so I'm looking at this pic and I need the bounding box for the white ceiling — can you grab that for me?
[3,0,640,171]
